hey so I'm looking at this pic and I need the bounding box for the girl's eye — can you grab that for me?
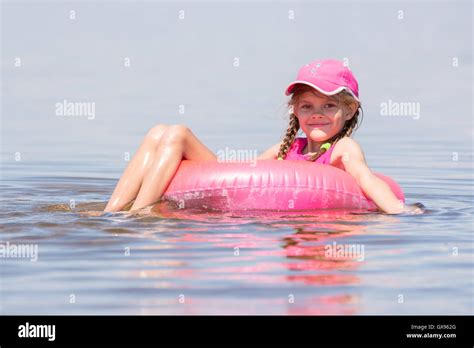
[301,105,311,109]
[325,103,337,109]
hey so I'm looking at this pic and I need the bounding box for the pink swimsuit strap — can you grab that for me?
[285,137,335,164]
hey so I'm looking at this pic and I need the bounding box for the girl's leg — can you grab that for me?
[130,124,216,211]
[104,124,169,212]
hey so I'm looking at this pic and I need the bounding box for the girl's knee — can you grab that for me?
[161,124,191,144]
[145,124,169,143]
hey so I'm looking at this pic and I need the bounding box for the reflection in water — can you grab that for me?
[2,184,470,315]
[93,201,375,314]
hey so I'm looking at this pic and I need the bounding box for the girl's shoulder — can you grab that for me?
[330,137,365,166]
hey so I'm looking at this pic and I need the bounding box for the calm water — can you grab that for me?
[1,1,473,315]
[1,137,472,315]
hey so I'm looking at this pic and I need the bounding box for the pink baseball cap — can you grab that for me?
[285,59,359,101]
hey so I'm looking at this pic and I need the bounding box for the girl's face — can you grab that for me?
[294,91,355,143]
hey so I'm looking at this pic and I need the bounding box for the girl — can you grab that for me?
[105,59,420,214]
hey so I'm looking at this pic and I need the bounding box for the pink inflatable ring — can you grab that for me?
[162,160,405,212]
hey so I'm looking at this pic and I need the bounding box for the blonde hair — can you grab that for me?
[277,84,363,161]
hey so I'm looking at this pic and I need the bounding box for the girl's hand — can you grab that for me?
[400,202,425,215]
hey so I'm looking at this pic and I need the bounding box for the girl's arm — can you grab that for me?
[334,138,407,214]
[257,141,283,160]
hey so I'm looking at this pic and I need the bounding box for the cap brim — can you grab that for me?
[285,80,359,102]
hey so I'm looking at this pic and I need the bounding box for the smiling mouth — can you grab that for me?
[308,123,330,126]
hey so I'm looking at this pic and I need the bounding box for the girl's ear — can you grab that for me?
[345,102,359,119]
